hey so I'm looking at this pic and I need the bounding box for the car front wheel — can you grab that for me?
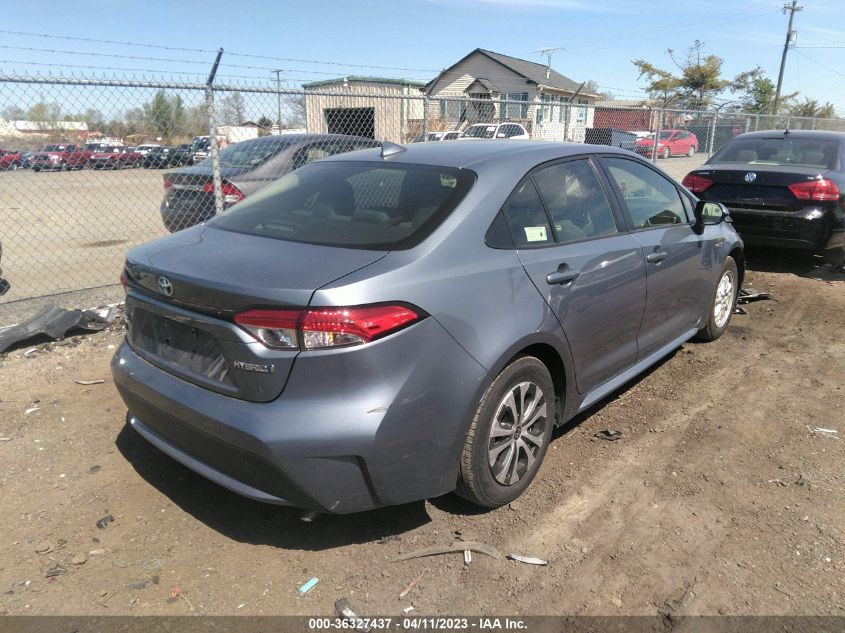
[696,256,738,342]
[662,146,671,159]
[688,145,696,157]
[457,356,555,508]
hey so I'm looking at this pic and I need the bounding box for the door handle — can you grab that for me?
[546,266,580,285]
[646,251,668,264]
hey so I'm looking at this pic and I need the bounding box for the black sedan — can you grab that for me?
[142,146,176,169]
[171,144,194,166]
[683,130,845,269]
[160,134,379,232]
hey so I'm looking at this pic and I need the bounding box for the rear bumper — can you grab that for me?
[728,207,835,250]
[160,200,217,232]
[111,317,486,514]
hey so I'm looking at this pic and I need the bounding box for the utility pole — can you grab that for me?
[773,0,802,115]
[271,69,284,132]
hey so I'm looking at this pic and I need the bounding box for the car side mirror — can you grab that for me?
[693,200,730,233]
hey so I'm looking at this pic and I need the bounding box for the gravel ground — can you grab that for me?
[0,252,842,620]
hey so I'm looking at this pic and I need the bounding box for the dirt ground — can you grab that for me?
[0,251,842,619]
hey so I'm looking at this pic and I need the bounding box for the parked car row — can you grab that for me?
[2,142,197,172]
[412,122,530,143]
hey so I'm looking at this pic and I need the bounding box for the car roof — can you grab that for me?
[322,139,636,171]
[732,129,845,142]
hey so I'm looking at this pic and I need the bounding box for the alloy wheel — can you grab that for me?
[488,381,549,485]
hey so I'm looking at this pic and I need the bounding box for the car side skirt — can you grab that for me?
[577,327,698,412]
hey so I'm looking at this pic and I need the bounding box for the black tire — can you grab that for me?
[696,256,739,342]
[457,356,555,508]
[662,146,671,159]
[688,145,696,157]
[32,166,41,172]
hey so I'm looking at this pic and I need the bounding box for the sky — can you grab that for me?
[1,0,844,114]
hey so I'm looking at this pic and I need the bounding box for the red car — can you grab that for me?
[635,129,698,159]
[0,149,22,170]
[87,146,142,170]
[30,144,78,172]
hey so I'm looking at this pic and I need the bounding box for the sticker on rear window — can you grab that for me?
[524,226,548,242]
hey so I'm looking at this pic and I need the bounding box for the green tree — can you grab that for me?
[27,101,63,131]
[633,40,759,110]
[256,115,274,136]
[143,90,186,140]
[790,97,836,119]
[582,80,614,100]
[736,74,797,114]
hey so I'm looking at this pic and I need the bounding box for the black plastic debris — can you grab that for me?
[0,305,117,354]
[737,287,773,304]
[595,429,623,441]
[0,278,9,297]
[95,514,114,530]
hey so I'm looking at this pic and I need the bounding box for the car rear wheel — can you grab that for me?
[696,256,738,342]
[457,356,555,508]
[662,146,671,159]
[687,145,696,157]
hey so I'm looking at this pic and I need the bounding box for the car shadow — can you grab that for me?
[114,423,432,550]
[744,246,844,281]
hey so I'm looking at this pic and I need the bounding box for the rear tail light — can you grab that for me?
[203,180,245,205]
[119,271,128,290]
[234,305,423,350]
[164,179,173,191]
[682,173,714,193]
[788,179,840,201]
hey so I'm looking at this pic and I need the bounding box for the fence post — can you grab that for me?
[707,110,718,157]
[422,94,429,139]
[206,48,224,219]
[754,114,760,132]
[563,101,570,142]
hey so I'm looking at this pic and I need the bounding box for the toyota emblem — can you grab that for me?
[158,276,174,297]
[744,172,757,183]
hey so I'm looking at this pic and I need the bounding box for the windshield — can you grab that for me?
[218,138,294,168]
[213,161,476,250]
[83,143,103,151]
[711,137,840,169]
[42,145,64,151]
[463,125,496,139]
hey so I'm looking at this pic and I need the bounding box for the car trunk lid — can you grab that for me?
[123,225,386,402]
[692,164,834,211]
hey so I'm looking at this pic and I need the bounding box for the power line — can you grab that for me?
[0,29,440,73]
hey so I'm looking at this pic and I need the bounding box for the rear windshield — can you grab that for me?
[711,137,840,169]
[213,161,476,250]
[218,138,293,168]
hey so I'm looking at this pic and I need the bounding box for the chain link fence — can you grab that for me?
[2,72,844,308]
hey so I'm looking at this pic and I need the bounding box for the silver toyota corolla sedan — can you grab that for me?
[113,140,743,514]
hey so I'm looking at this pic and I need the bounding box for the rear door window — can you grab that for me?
[499,179,554,247]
